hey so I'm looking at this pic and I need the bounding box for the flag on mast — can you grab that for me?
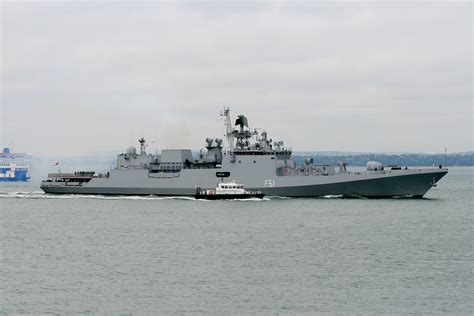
[53,161,60,168]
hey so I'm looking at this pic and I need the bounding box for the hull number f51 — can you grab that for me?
[264,179,275,187]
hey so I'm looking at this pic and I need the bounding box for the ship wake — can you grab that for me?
[0,191,435,201]
[0,191,205,201]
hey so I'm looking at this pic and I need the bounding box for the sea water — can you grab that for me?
[1,168,472,314]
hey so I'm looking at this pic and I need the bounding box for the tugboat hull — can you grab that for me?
[195,193,265,200]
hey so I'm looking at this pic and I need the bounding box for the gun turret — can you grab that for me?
[205,138,214,148]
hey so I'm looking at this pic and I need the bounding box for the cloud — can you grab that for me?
[1,1,472,155]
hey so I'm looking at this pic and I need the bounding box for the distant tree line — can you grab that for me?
[293,153,473,167]
[35,152,473,169]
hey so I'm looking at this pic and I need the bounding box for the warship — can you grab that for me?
[41,108,447,197]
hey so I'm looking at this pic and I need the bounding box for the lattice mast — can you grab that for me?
[221,107,234,152]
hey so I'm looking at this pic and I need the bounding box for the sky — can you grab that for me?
[1,1,472,156]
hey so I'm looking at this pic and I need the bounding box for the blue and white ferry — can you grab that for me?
[0,148,31,181]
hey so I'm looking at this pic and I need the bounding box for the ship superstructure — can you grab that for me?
[0,148,31,182]
[41,109,447,197]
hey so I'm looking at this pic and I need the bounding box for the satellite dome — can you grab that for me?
[126,146,137,154]
[2,148,10,154]
[367,161,384,171]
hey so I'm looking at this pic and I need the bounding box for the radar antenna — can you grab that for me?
[221,107,234,152]
[138,137,147,155]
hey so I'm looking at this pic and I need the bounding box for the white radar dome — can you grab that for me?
[126,146,137,154]
[367,161,384,171]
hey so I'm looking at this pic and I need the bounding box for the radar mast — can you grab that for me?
[221,107,234,152]
[138,137,147,155]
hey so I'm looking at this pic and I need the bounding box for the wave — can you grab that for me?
[225,197,270,202]
[0,192,270,202]
[320,195,344,199]
[0,191,206,201]
[0,191,433,201]
[266,196,292,200]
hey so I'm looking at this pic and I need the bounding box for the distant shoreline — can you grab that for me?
[30,152,474,167]
[292,153,473,167]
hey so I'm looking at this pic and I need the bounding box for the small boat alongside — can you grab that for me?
[195,181,265,200]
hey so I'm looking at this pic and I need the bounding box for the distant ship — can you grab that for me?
[0,147,31,181]
[41,108,447,197]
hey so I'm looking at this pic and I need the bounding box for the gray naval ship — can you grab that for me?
[41,108,447,197]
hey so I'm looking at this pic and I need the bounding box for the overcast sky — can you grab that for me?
[1,1,472,156]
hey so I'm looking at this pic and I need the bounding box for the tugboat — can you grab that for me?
[195,181,265,200]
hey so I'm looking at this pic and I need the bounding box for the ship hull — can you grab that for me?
[0,172,30,182]
[41,168,447,198]
[262,170,447,198]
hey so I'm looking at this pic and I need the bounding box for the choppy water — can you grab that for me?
[1,168,472,314]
